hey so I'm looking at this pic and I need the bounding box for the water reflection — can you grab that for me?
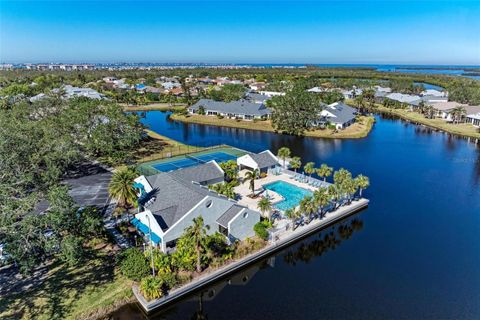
[109,215,364,320]
[283,218,363,266]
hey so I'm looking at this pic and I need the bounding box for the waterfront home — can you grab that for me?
[466,112,480,127]
[421,95,448,104]
[236,150,279,173]
[374,86,392,103]
[188,98,272,120]
[312,101,357,130]
[133,169,260,252]
[385,92,422,108]
[430,101,466,121]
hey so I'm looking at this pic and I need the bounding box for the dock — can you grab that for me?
[133,198,369,313]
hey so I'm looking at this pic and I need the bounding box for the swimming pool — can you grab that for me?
[263,181,313,211]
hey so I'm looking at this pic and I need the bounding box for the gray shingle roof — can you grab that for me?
[385,93,422,105]
[216,204,245,228]
[170,161,224,184]
[323,102,357,125]
[189,99,271,116]
[245,93,271,104]
[249,151,278,169]
[143,173,216,230]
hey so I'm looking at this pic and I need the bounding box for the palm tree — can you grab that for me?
[451,107,466,124]
[316,164,333,182]
[299,196,317,223]
[354,174,370,198]
[284,208,300,230]
[289,156,302,172]
[304,162,316,177]
[244,169,259,196]
[341,176,358,204]
[277,147,291,168]
[333,168,352,186]
[108,167,138,209]
[186,216,210,273]
[327,184,340,210]
[257,197,273,221]
[363,88,375,112]
[355,95,365,113]
[313,188,330,217]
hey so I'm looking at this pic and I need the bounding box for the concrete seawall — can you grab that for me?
[133,198,369,313]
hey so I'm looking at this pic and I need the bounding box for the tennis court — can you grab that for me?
[152,151,239,172]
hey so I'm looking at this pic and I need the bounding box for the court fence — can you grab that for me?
[136,144,245,176]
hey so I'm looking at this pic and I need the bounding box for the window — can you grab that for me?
[206,200,213,208]
[243,212,248,218]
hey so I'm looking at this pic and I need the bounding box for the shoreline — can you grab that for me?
[169,113,375,139]
[122,103,186,112]
[133,198,369,313]
[346,102,480,140]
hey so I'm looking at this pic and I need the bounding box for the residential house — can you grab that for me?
[169,161,225,186]
[466,112,480,127]
[236,150,279,173]
[421,95,448,104]
[258,91,285,97]
[421,89,447,97]
[245,92,272,104]
[132,169,260,252]
[430,101,466,121]
[341,88,363,100]
[314,102,357,130]
[188,99,272,120]
[385,93,422,108]
[464,105,480,126]
[307,87,325,93]
[103,77,117,83]
[249,82,266,91]
[63,85,104,100]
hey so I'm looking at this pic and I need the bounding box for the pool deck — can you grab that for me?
[133,196,369,313]
[234,169,329,213]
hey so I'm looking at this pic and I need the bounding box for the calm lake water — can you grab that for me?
[113,111,480,319]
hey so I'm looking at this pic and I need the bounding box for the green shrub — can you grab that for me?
[254,221,269,240]
[216,114,224,119]
[59,235,84,266]
[119,248,150,281]
[140,275,162,300]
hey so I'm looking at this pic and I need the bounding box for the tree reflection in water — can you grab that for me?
[283,218,364,266]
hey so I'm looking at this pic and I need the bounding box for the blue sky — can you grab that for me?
[1,0,479,64]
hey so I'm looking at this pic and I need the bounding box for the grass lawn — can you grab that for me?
[133,129,204,164]
[170,114,375,139]
[373,105,480,139]
[0,247,132,320]
[122,103,186,112]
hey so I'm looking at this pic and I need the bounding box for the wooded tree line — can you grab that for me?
[0,97,144,273]
[2,67,479,105]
